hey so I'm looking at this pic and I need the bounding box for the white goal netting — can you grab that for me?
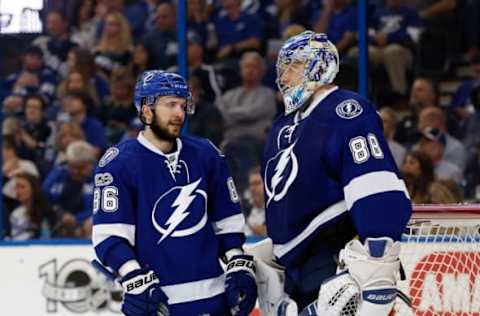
[394,205,480,316]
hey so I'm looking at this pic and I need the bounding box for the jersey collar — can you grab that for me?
[294,86,338,123]
[137,131,183,158]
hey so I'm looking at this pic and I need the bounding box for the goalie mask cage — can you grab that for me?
[394,204,480,316]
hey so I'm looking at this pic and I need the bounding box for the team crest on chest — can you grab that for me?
[151,178,207,244]
[264,142,299,206]
[335,99,363,119]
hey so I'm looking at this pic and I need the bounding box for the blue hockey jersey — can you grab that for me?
[262,87,412,270]
[92,133,245,315]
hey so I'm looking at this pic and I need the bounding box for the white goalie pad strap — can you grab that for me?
[339,237,401,290]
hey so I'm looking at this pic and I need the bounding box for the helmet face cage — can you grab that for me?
[276,31,339,115]
[134,70,195,115]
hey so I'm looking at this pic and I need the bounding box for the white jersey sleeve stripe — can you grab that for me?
[92,223,136,247]
[344,171,409,210]
[161,275,225,305]
[212,213,245,235]
[273,200,347,258]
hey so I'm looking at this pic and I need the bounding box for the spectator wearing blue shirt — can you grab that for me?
[187,0,210,49]
[42,140,96,238]
[213,0,262,60]
[449,57,480,140]
[142,2,178,70]
[3,46,58,105]
[450,57,480,118]
[349,0,420,96]
[33,10,77,78]
[64,92,107,156]
[372,0,419,94]
[313,0,357,55]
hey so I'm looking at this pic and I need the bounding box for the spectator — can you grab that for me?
[119,117,144,142]
[213,0,262,60]
[2,46,57,104]
[18,95,52,170]
[33,10,77,77]
[70,0,97,49]
[99,73,137,145]
[217,52,276,146]
[8,173,56,240]
[66,48,110,103]
[142,2,178,70]
[63,92,107,155]
[130,43,154,78]
[313,0,357,55]
[2,136,40,201]
[217,52,276,190]
[401,149,435,203]
[462,83,480,149]
[187,0,212,50]
[379,106,406,167]
[46,122,86,168]
[446,56,480,136]
[93,11,133,78]
[275,0,310,37]
[348,0,419,96]
[188,75,224,146]
[416,127,463,183]
[121,0,150,40]
[169,32,224,102]
[412,0,458,73]
[395,77,438,146]
[2,94,25,118]
[429,179,463,203]
[42,140,96,238]
[244,166,267,236]
[2,118,25,150]
[57,70,100,106]
[417,106,468,171]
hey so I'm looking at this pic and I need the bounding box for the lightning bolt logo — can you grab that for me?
[265,142,299,206]
[157,178,202,244]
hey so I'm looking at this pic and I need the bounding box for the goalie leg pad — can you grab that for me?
[244,238,298,316]
[340,237,401,316]
[254,258,298,316]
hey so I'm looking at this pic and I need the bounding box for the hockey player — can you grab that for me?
[92,70,257,316]
[261,31,412,315]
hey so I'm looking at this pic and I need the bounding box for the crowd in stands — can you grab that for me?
[1,0,480,240]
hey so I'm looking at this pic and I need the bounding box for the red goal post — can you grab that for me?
[395,204,480,316]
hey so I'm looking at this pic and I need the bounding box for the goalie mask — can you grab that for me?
[134,70,195,115]
[276,31,339,115]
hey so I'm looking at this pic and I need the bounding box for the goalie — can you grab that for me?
[259,31,412,315]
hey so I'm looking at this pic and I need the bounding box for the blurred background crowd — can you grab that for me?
[0,0,479,241]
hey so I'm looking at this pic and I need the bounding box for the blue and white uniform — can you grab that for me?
[262,87,411,287]
[92,133,245,315]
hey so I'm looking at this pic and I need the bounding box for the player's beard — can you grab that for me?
[150,116,182,142]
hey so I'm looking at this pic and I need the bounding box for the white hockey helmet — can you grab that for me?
[276,31,339,115]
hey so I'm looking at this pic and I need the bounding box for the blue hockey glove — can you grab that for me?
[120,268,169,316]
[225,255,257,316]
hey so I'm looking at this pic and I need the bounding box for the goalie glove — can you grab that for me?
[120,268,169,316]
[225,254,258,316]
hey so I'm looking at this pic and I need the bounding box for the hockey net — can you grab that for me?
[393,204,480,316]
